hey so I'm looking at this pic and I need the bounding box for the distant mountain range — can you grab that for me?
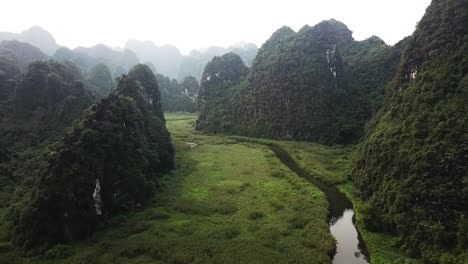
[0,26,60,55]
[0,26,258,80]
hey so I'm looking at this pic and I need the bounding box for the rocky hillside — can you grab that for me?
[156,73,197,113]
[354,0,467,262]
[1,60,94,147]
[12,64,174,250]
[196,20,405,144]
[0,40,48,72]
[0,26,60,55]
[195,52,249,133]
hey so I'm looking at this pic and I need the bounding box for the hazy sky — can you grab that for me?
[0,0,431,54]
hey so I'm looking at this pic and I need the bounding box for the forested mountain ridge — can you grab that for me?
[11,64,174,250]
[196,19,405,144]
[0,26,60,55]
[195,52,249,133]
[177,43,258,81]
[125,39,257,80]
[86,63,115,98]
[354,0,467,262]
[0,60,94,149]
[53,44,140,80]
[155,73,197,113]
[0,40,48,72]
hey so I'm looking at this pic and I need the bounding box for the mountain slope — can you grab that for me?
[354,0,467,261]
[195,52,249,133]
[0,60,94,147]
[196,20,405,144]
[156,73,196,113]
[0,40,48,72]
[0,26,60,55]
[12,64,174,250]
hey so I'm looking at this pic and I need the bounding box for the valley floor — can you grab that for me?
[0,113,416,264]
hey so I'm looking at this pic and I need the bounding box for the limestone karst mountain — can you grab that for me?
[196,20,404,145]
[354,0,468,261]
[0,40,48,72]
[0,26,60,55]
[12,64,174,250]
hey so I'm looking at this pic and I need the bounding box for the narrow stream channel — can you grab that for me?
[269,145,369,264]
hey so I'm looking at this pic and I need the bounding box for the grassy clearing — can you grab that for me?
[0,112,335,263]
[229,136,355,185]
[229,135,418,263]
[273,141,419,263]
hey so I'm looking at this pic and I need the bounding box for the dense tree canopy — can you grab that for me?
[156,73,196,113]
[0,40,48,72]
[53,44,140,79]
[195,52,249,133]
[0,60,94,147]
[354,0,468,262]
[86,63,114,98]
[12,64,174,250]
[196,20,405,144]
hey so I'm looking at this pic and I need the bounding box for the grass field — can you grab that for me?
[0,112,335,263]
[0,112,419,263]
[228,133,418,263]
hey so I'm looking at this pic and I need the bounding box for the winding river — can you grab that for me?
[269,145,369,264]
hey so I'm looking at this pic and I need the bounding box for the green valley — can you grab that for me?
[1,113,425,263]
[1,1,466,262]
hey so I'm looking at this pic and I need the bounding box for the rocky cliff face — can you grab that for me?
[12,64,174,250]
[196,20,404,144]
[354,0,467,261]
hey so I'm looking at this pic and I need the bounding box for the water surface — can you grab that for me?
[269,145,369,264]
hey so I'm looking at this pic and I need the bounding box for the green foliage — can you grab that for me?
[0,40,48,71]
[196,20,405,145]
[0,60,94,150]
[155,72,196,113]
[354,0,468,261]
[0,53,21,80]
[180,75,199,101]
[54,44,140,79]
[86,63,114,98]
[11,64,174,251]
[0,113,335,263]
[195,52,249,133]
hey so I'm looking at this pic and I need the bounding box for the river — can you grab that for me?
[269,145,369,264]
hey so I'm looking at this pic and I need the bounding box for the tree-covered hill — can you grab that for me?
[0,26,60,55]
[125,40,183,79]
[53,44,140,79]
[0,60,94,148]
[86,63,115,98]
[196,20,406,144]
[195,52,249,133]
[11,64,174,250]
[177,43,258,80]
[156,72,197,113]
[0,40,48,72]
[354,0,467,262]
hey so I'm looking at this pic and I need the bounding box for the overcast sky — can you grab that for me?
[0,0,431,54]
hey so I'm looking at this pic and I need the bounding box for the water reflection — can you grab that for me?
[331,209,369,264]
[268,145,369,264]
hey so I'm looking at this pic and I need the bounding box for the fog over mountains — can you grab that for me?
[0,26,258,80]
